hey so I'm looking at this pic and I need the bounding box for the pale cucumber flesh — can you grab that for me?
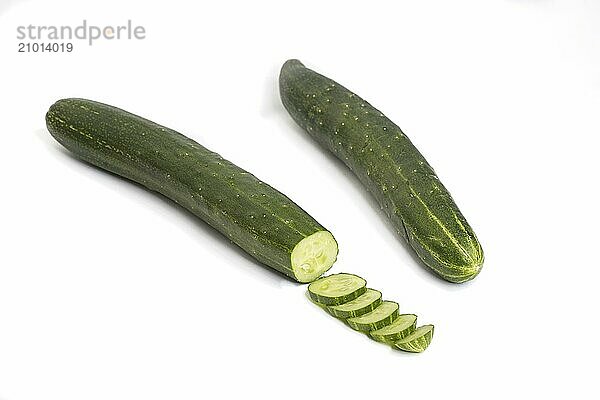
[346,301,399,331]
[393,325,434,353]
[291,231,339,283]
[326,288,382,318]
[369,314,417,343]
[308,273,367,305]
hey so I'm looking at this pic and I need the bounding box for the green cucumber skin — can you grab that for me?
[325,290,382,319]
[346,302,399,332]
[279,60,484,283]
[309,286,367,306]
[369,314,417,343]
[393,325,434,353]
[46,98,335,282]
[347,311,398,332]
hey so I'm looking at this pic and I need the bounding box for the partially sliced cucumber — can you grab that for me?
[326,288,382,318]
[393,325,434,353]
[308,273,367,306]
[369,314,417,343]
[347,301,399,331]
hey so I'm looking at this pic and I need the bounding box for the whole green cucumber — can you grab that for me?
[279,60,483,283]
[46,98,338,283]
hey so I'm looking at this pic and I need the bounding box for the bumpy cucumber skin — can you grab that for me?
[46,98,336,282]
[279,60,484,283]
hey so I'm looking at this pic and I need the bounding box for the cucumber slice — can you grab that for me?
[325,288,382,318]
[393,325,434,353]
[308,273,367,305]
[369,314,417,343]
[346,301,399,331]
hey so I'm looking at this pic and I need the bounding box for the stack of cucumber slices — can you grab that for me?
[308,273,434,353]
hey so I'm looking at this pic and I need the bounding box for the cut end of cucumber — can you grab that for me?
[291,231,338,283]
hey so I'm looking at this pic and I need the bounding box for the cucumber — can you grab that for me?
[279,60,484,283]
[369,314,417,343]
[346,301,399,331]
[393,325,434,353]
[325,288,382,318]
[46,98,338,283]
[308,273,366,305]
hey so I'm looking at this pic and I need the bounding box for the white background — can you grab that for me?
[1,1,599,399]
